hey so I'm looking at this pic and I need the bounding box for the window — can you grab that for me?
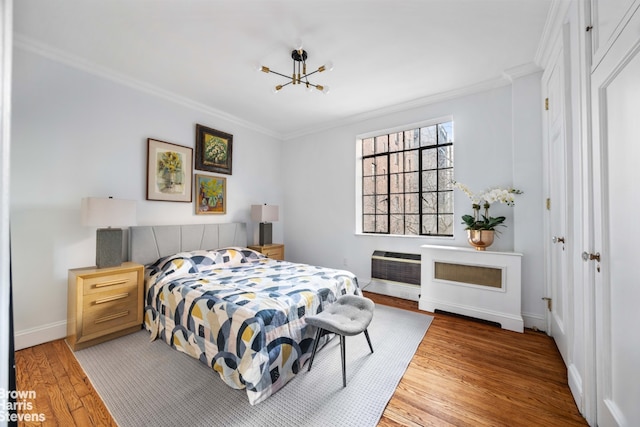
[360,120,454,236]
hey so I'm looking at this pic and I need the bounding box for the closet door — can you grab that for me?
[542,39,572,366]
[590,3,640,426]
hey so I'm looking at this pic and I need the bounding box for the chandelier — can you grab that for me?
[259,42,333,93]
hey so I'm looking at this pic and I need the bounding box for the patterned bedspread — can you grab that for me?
[143,247,360,405]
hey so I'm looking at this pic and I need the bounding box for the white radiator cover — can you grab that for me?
[419,245,524,332]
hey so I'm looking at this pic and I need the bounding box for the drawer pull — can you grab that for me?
[94,293,129,305]
[95,311,129,324]
[93,279,128,289]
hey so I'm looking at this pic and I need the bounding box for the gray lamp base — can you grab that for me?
[258,223,273,246]
[96,228,123,268]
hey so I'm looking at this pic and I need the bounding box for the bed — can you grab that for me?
[129,223,361,405]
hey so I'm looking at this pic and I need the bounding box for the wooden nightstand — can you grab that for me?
[248,243,285,260]
[67,262,144,351]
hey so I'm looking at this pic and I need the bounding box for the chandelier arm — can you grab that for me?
[265,69,292,80]
[300,69,322,80]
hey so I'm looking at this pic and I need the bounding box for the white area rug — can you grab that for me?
[74,304,432,427]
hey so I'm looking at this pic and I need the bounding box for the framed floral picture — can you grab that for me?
[195,174,226,215]
[146,138,193,202]
[195,124,233,175]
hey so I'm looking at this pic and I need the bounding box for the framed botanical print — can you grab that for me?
[195,174,226,214]
[195,124,233,175]
[146,138,193,202]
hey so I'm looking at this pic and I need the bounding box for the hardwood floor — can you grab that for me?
[368,293,587,426]
[14,293,587,426]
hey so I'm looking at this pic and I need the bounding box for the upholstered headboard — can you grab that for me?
[129,222,248,265]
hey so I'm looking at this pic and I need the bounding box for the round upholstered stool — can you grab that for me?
[306,294,375,387]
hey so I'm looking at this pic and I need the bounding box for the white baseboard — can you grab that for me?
[522,311,546,332]
[14,320,67,350]
[419,296,524,333]
[567,362,583,415]
[362,278,420,301]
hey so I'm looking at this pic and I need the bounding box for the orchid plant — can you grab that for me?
[453,181,523,231]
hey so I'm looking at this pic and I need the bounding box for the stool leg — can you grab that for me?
[340,334,346,387]
[364,329,374,353]
[307,328,323,372]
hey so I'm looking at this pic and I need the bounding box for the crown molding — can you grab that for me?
[14,34,282,140]
[502,62,543,82]
[535,0,572,69]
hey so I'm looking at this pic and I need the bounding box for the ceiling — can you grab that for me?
[14,0,555,140]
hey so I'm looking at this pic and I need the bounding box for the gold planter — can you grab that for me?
[467,229,495,251]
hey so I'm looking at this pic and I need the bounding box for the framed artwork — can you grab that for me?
[146,138,193,202]
[195,124,233,175]
[195,174,226,215]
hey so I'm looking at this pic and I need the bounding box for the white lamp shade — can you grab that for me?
[81,197,137,228]
[251,204,279,223]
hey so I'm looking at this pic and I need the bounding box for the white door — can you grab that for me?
[542,39,571,365]
[590,5,640,426]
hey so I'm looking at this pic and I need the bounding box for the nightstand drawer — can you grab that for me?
[263,247,284,259]
[82,284,139,337]
[248,244,284,260]
[83,270,139,295]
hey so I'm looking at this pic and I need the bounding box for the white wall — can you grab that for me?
[283,80,546,329]
[10,48,283,349]
[512,71,546,328]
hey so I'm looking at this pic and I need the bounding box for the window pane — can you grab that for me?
[438,214,454,235]
[422,215,437,235]
[422,148,437,170]
[363,215,375,232]
[404,150,419,172]
[373,156,388,175]
[438,168,453,190]
[390,215,404,234]
[390,173,403,193]
[363,196,376,214]
[375,215,388,233]
[422,170,436,191]
[363,157,375,177]
[404,129,419,149]
[438,145,453,168]
[405,172,419,192]
[405,215,419,235]
[439,191,454,213]
[389,133,403,152]
[363,177,375,195]
[421,192,437,213]
[375,135,388,153]
[362,138,375,156]
[375,195,388,214]
[375,175,387,195]
[390,194,404,214]
[389,153,403,174]
[438,121,454,143]
[405,193,419,214]
[420,125,437,146]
